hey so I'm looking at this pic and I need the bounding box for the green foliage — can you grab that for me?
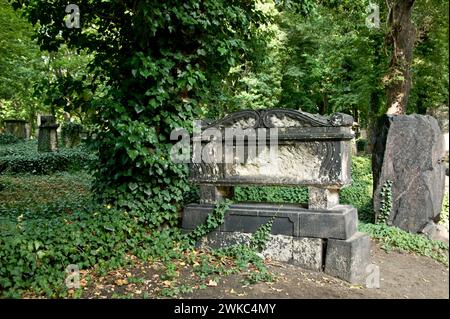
[235,186,308,204]
[409,0,449,113]
[0,140,94,174]
[0,0,46,123]
[249,215,276,252]
[439,192,448,229]
[340,155,373,222]
[377,180,393,225]
[61,122,82,141]
[0,172,92,218]
[185,199,232,246]
[212,244,273,285]
[359,222,448,265]
[0,133,20,145]
[275,1,388,122]
[11,0,269,227]
[0,173,273,297]
[0,204,168,297]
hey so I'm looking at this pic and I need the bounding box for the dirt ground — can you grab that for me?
[182,244,449,299]
[79,242,448,299]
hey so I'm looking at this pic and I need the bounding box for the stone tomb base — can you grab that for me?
[183,203,371,284]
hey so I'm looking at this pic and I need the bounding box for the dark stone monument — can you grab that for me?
[4,119,29,139]
[427,105,449,175]
[372,114,446,233]
[183,109,371,284]
[38,115,59,152]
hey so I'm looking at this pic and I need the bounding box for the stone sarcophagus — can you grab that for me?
[183,109,371,284]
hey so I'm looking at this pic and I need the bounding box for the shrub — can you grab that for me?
[340,155,374,222]
[0,140,95,174]
[0,133,20,145]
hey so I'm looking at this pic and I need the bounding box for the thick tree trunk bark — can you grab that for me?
[385,0,416,115]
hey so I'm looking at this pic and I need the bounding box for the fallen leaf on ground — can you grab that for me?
[115,279,128,286]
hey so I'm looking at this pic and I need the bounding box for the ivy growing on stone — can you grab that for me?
[378,179,393,225]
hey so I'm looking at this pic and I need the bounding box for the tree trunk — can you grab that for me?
[385,0,416,115]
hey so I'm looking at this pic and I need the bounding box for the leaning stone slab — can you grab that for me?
[324,232,371,284]
[183,203,357,240]
[200,231,323,271]
[372,114,446,233]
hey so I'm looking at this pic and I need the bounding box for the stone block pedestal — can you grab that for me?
[200,230,324,271]
[184,203,371,283]
[324,232,371,284]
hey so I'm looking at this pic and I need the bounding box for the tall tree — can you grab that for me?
[384,0,416,115]
[11,0,268,227]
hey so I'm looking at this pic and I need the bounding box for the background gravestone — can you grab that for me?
[61,122,82,148]
[372,114,446,233]
[3,119,29,139]
[38,115,59,152]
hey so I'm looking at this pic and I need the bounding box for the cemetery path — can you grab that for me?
[183,243,449,299]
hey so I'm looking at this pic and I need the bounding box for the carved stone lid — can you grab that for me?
[200,109,355,141]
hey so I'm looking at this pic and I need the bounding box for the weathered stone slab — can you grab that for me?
[292,237,323,271]
[191,141,352,188]
[38,115,59,152]
[189,109,353,188]
[183,203,357,240]
[200,231,323,271]
[372,114,446,233]
[308,187,339,209]
[4,119,28,139]
[324,232,371,284]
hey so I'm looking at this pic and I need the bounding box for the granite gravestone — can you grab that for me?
[183,109,371,284]
[38,115,59,152]
[372,114,446,233]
